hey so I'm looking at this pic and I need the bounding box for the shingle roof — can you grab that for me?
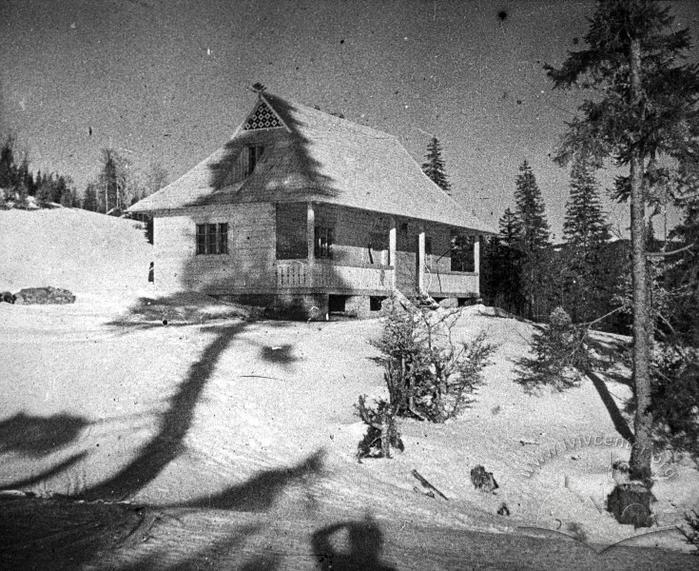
[130,93,495,233]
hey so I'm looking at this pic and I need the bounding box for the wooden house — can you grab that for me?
[129,92,494,318]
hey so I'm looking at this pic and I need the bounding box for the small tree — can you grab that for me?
[515,307,591,392]
[371,299,495,423]
[421,136,452,195]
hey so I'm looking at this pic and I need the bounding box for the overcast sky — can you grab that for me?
[1,0,697,238]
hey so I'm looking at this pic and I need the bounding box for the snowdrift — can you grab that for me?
[0,208,152,295]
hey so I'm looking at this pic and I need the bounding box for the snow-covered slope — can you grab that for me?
[0,208,152,295]
[0,208,696,564]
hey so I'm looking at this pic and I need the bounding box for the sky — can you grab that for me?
[1,0,697,239]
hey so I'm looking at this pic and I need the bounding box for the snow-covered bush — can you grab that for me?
[371,300,495,422]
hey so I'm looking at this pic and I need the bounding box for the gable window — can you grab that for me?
[315,226,334,259]
[196,223,228,255]
[244,145,265,176]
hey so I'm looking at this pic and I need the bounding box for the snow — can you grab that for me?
[0,209,696,557]
[0,208,152,295]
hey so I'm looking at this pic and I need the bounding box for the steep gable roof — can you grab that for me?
[130,93,494,233]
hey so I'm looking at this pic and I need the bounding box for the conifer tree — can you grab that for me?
[0,135,18,191]
[498,208,523,248]
[547,0,699,486]
[562,156,612,321]
[563,157,611,250]
[82,184,98,212]
[497,208,526,313]
[513,161,551,318]
[421,136,452,195]
[514,160,550,252]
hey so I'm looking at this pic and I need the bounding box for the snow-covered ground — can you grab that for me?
[1,208,697,564]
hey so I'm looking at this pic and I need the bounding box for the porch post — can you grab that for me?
[418,225,426,293]
[474,234,481,297]
[307,202,315,263]
[389,218,397,290]
[307,202,315,288]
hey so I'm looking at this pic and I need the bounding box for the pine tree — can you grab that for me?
[421,136,452,195]
[547,0,699,485]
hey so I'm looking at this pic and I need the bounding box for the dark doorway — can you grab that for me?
[328,295,347,313]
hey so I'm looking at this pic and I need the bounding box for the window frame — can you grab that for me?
[196,222,229,255]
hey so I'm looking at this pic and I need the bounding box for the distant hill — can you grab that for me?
[0,208,152,295]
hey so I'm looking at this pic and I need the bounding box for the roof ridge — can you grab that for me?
[264,93,395,140]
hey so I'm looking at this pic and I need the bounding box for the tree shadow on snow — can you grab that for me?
[76,320,246,501]
[177,449,325,511]
[0,412,90,456]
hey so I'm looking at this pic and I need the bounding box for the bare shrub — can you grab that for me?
[355,395,403,460]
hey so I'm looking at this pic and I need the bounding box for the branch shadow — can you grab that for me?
[177,449,325,511]
[77,319,246,501]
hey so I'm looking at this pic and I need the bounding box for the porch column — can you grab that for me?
[474,235,481,297]
[389,218,397,289]
[307,202,315,263]
[418,226,426,293]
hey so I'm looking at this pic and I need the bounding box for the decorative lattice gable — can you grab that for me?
[242,100,285,130]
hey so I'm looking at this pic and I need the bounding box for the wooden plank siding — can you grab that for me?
[153,203,276,293]
[152,201,479,300]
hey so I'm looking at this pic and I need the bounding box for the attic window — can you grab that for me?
[244,145,265,176]
[242,101,283,130]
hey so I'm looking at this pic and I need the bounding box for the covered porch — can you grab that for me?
[274,202,481,299]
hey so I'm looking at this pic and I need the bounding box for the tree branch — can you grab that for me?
[646,244,694,258]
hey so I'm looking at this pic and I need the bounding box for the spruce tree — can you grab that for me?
[513,161,551,319]
[562,156,612,321]
[82,184,98,212]
[421,136,452,195]
[498,208,523,248]
[497,208,526,313]
[514,160,550,252]
[563,157,611,250]
[547,0,699,485]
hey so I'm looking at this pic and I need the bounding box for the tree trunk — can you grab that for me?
[628,37,653,484]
